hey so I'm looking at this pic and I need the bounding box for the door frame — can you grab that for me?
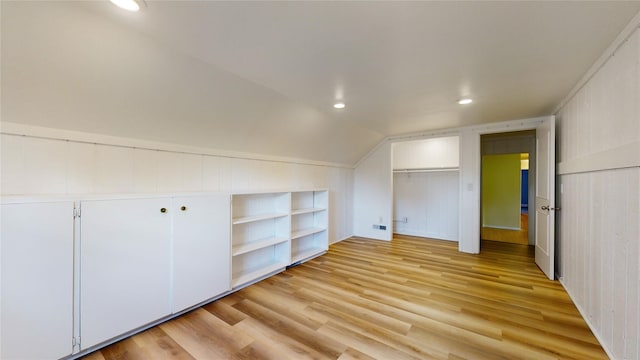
[459,116,554,256]
[479,131,536,245]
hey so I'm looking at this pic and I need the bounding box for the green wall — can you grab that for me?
[481,154,521,229]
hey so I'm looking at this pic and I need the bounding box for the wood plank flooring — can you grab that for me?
[481,213,529,244]
[82,235,606,360]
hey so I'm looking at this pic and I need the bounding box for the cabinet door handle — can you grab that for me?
[160,207,167,213]
[180,206,187,211]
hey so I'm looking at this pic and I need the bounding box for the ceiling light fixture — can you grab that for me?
[333,102,346,109]
[110,0,140,12]
[458,98,473,105]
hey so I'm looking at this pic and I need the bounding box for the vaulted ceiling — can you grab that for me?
[2,1,639,165]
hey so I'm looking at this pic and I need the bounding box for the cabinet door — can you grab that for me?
[80,198,172,349]
[173,194,230,312]
[1,201,74,360]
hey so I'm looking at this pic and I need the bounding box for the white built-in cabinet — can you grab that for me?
[80,197,173,349]
[1,201,75,360]
[172,194,230,312]
[1,189,326,359]
[80,194,230,349]
[1,193,230,359]
[231,190,328,289]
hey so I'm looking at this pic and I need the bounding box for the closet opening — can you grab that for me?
[392,136,460,242]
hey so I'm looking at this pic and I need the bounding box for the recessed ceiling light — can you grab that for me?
[458,98,473,105]
[110,0,140,12]
[333,102,345,109]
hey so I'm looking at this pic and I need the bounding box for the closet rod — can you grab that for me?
[393,167,459,173]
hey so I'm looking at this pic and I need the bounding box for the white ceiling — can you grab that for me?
[2,1,639,165]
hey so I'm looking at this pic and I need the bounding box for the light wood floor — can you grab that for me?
[83,235,606,360]
[481,213,529,244]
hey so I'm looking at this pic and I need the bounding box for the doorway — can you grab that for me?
[480,131,536,246]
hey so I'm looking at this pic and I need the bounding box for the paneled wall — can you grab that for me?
[353,141,393,241]
[0,130,354,244]
[555,28,640,360]
[393,171,459,241]
[392,136,459,170]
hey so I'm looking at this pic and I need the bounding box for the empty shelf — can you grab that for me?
[231,262,286,288]
[232,212,288,225]
[291,207,326,215]
[291,227,325,240]
[232,236,289,256]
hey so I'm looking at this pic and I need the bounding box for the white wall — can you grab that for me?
[392,136,459,170]
[0,125,354,244]
[555,27,640,360]
[353,141,392,241]
[393,171,459,241]
[1,2,381,166]
[354,121,543,251]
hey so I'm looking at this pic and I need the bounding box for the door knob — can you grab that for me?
[160,208,167,213]
[541,205,560,211]
[180,206,187,211]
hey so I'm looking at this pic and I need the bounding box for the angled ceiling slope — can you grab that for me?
[2,1,639,165]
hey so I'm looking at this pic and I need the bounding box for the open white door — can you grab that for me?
[535,116,556,280]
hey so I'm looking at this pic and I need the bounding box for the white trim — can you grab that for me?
[482,225,521,231]
[470,116,546,135]
[0,121,353,169]
[0,191,229,204]
[353,137,391,169]
[460,116,552,255]
[392,167,459,173]
[393,231,458,242]
[355,116,547,169]
[329,235,352,245]
[557,141,640,175]
[553,16,640,115]
[559,278,617,360]
[387,128,461,143]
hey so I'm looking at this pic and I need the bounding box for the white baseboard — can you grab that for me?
[558,278,616,360]
[482,225,521,231]
[330,235,353,245]
[393,230,458,242]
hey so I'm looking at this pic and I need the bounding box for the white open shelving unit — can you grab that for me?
[231,189,328,289]
[290,190,328,264]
